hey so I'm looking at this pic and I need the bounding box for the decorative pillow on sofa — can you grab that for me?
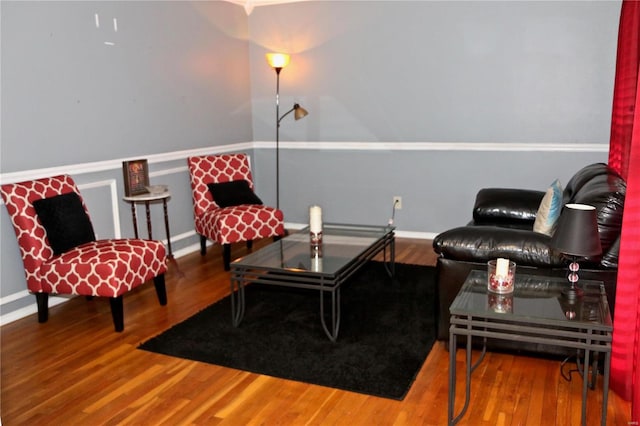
[207,180,263,208]
[33,192,96,255]
[533,179,563,236]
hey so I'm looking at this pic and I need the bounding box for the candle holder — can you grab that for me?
[310,231,323,246]
[487,259,516,293]
[488,293,514,313]
[310,243,323,272]
[309,205,323,247]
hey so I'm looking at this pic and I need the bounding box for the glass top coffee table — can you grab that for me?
[448,270,613,426]
[229,223,395,341]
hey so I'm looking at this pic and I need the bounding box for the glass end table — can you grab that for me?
[448,270,612,426]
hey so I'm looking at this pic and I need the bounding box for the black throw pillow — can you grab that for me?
[33,192,96,255]
[207,180,263,208]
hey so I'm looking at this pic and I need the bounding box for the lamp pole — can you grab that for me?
[266,53,308,211]
[274,66,282,210]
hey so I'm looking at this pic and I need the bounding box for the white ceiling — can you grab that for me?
[224,0,310,15]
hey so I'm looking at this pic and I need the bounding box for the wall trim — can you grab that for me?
[0,142,253,185]
[253,141,609,152]
[0,294,73,326]
[1,141,608,185]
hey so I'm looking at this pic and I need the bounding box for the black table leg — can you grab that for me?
[162,198,173,258]
[144,201,152,239]
[230,274,245,327]
[130,202,139,239]
[319,279,340,342]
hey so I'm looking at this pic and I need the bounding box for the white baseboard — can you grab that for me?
[0,294,75,326]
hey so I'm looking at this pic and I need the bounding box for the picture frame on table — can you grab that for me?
[122,159,149,196]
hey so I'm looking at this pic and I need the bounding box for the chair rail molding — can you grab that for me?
[0,141,608,185]
[0,142,253,185]
[253,141,609,152]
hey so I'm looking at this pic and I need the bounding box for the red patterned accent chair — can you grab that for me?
[187,153,285,270]
[1,175,168,332]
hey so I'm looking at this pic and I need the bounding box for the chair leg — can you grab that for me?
[273,235,282,242]
[246,240,253,250]
[35,293,49,323]
[109,296,124,332]
[154,274,167,306]
[200,235,207,255]
[223,243,231,271]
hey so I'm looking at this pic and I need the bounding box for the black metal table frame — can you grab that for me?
[229,228,395,342]
[448,285,612,426]
[123,192,173,258]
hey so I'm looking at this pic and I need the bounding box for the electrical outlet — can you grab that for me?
[393,196,402,210]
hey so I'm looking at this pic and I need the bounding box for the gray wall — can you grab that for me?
[0,0,620,324]
[1,0,251,171]
[248,1,618,225]
[250,1,617,143]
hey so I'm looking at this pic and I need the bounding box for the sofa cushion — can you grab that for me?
[563,162,611,204]
[533,179,563,236]
[207,180,263,208]
[432,226,565,267]
[33,192,96,255]
[601,236,620,268]
[571,173,626,257]
[472,188,544,225]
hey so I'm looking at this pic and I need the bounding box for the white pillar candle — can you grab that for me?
[496,257,510,277]
[309,205,322,234]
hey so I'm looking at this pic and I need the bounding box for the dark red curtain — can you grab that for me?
[608,0,640,420]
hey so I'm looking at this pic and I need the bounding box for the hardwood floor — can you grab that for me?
[1,237,631,425]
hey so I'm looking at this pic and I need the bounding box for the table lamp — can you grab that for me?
[550,203,602,301]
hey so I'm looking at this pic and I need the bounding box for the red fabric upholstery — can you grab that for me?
[609,0,640,180]
[608,1,640,416]
[187,154,284,246]
[1,175,167,330]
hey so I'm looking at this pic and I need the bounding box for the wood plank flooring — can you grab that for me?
[1,237,631,425]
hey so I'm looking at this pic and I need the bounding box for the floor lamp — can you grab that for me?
[266,53,308,210]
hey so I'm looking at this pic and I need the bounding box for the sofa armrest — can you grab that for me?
[433,226,564,267]
[472,188,545,225]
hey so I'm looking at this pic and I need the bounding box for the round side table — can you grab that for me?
[123,190,173,258]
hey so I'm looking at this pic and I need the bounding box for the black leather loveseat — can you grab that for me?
[432,163,626,355]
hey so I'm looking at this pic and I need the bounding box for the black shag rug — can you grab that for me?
[138,261,437,400]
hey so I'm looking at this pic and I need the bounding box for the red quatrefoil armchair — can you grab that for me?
[1,174,168,332]
[187,153,285,270]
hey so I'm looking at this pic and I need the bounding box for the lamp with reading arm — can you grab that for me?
[550,203,602,301]
[266,52,309,210]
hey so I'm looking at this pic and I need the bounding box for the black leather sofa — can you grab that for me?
[432,162,626,356]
